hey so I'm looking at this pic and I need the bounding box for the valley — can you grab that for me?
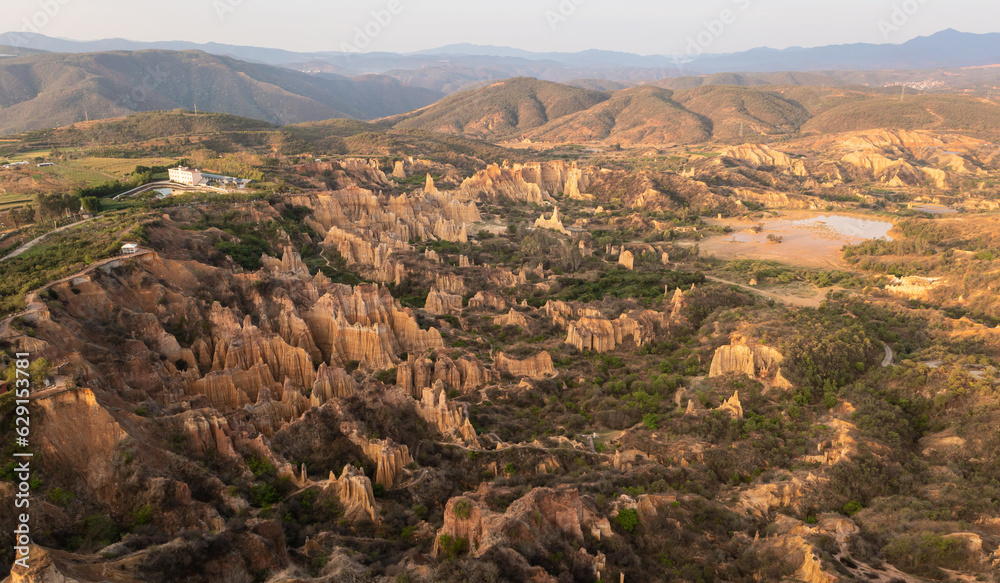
[1,41,1000,583]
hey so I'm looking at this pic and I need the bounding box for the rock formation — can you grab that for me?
[533,207,570,234]
[709,340,792,389]
[433,488,607,580]
[424,173,439,195]
[417,381,478,444]
[397,355,491,398]
[885,276,939,300]
[310,363,357,405]
[435,273,466,296]
[330,465,378,523]
[618,250,635,270]
[565,310,672,353]
[495,352,556,379]
[261,246,311,278]
[468,291,507,312]
[425,287,463,315]
[303,284,444,369]
[493,308,530,328]
[361,439,412,488]
[717,391,744,419]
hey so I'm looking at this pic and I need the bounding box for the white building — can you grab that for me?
[121,243,140,255]
[168,166,203,186]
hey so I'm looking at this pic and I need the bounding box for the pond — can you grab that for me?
[700,212,895,269]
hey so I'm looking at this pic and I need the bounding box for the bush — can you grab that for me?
[438,534,469,560]
[250,483,282,507]
[616,508,639,533]
[453,498,473,520]
[882,533,980,579]
[643,413,660,431]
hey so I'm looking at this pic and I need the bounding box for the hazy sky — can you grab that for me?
[4,0,999,55]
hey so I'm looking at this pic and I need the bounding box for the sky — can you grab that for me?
[3,0,999,55]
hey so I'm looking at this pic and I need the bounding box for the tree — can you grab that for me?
[7,205,35,228]
[81,197,100,214]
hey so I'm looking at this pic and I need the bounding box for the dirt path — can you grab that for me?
[705,275,840,308]
[924,107,946,128]
[881,343,894,367]
[1,217,95,261]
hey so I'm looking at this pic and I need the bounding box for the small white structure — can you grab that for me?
[37,162,54,167]
[121,243,140,255]
[168,166,203,186]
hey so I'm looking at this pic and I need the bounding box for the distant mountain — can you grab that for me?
[0,50,442,136]
[3,29,999,85]
[683,29,1000,73]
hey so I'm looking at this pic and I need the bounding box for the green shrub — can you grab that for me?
[882,533,980,579]
[438,534,469,560]
[453,498,473,520]
[616,508,639,533]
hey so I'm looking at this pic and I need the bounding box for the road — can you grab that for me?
[881,343,894,367]
[112,180,229,200]
[1,217,96,261]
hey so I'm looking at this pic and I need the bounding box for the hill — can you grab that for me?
[673,85,812,141]
[390,77,610,140]
[801,94,1000,138]
[527,86,710,145]
[0,50,442,136]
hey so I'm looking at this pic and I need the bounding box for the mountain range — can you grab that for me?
[0,29,999,136]
[3,29,999,77]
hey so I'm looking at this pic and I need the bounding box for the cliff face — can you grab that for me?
[417,381,478,444]
[709,342,792,388]
[303,284,444,369]
[288,184,479,284]
[425,287,463,315]
[35,388,129,499]
[565,310,673,353]
[396,353,491,397]
[330,465,378,523]
[433,488,607,580]
[468,291,507,312]
[495,352,556,379]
